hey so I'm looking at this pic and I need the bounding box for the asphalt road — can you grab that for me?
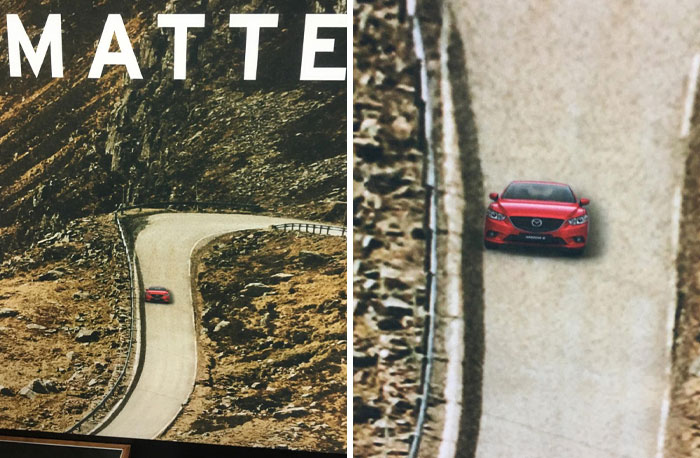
[99,212,303,439]
[447,2,700,457]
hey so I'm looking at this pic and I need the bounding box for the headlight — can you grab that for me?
[567,214,588,225]
[487,209,506,221]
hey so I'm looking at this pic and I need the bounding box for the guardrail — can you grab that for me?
[407,0,440,456]
[66,212,137,434]
[65,203,340,433]
[118,200,263,214]
[271,222,346,236]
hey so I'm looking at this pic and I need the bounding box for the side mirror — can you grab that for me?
[580,198,590,206]
[489,192,499,201]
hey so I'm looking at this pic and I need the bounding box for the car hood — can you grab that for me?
[496,199,581,219]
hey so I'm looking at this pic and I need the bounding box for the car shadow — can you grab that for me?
[486,244,580,258]
[581,199,604,258]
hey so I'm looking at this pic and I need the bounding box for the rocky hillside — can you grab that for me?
[0,0,346,258]
[164,229,346,452]
[353,0,428,456]
[666,99,700,456]
[0,214,130,432]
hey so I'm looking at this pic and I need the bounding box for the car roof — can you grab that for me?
[508,180,571,187]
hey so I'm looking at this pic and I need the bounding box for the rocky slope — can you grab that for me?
[353,1,428,455]
[0,214,130,432]
[666,109,700,457]
[0,0,346,258]
[163,229,346,452]
[0,0,346,443]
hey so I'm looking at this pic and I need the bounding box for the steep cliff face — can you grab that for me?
[0,0,346,257]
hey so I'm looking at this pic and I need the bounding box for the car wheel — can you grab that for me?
[484,241,499,250]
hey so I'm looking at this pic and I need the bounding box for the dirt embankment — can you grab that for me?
[667,118,700,457]
[0,214,130,432]
[163,229,346,453]
[353,0,428,456]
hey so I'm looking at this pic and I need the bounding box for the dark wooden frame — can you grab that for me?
[0,435,130,458]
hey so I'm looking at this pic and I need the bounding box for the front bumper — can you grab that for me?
[484,217,588,249]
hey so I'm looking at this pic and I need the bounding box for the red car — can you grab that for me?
[484,181,589,254]
[145,286,171,303]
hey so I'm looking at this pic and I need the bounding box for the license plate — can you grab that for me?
[524,235,546,241]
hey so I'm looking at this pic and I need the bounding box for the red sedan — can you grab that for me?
[484,181,589,254]
[145,286,171,303]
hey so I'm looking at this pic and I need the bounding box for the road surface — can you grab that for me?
[446,1,700,457]
[99,212,303,439]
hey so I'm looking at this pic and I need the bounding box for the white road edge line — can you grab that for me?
[656,185,683,458]
[680,54,700,138]
[437,6,465,458]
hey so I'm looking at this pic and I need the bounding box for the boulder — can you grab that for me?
[42,379,60,393]
[365,171,411,195]
[19,387,36,399]
[273,406,309,419]
[222,413,253,427]
[689,356,700,377]
[378,297,413,318]
[241,283,273,297]
[29,379,49,394]
[72,291,90,301]
[75,329,100,343]
[298,251,331,267]
[0,386,14,396]
[353,396,381,423]
[354,137,383,162]
[377,317,403,331]
[390,116,413,141]
[269,273,294,284]
[354,351,378,368]
[26,323,47,331]
[37,270,64,281]
[0,308,18,318]
[361,236,383,254]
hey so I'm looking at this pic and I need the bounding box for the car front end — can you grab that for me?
[483,181,589,253]
[145,289,171,303]
[484,208,588,250]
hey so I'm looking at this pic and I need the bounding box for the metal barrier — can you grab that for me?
[66,212,137,434]
[407,0,440,455]
[271,222,346,236]
[119,200,263,214]
[65,204,342,433]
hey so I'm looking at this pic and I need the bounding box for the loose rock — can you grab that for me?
[240,283,274,297]
[273,406,309,419]
[37,270,64,281]
[0,386,14,396]
[0,308,18,318]
[75,329,100,343]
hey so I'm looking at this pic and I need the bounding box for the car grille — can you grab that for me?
[504,234,565,245]
[509,216,564,232]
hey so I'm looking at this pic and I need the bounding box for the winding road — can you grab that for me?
[98,212,303,439]
[441,1,700,457]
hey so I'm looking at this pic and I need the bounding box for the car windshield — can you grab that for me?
[502,183,575,203]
